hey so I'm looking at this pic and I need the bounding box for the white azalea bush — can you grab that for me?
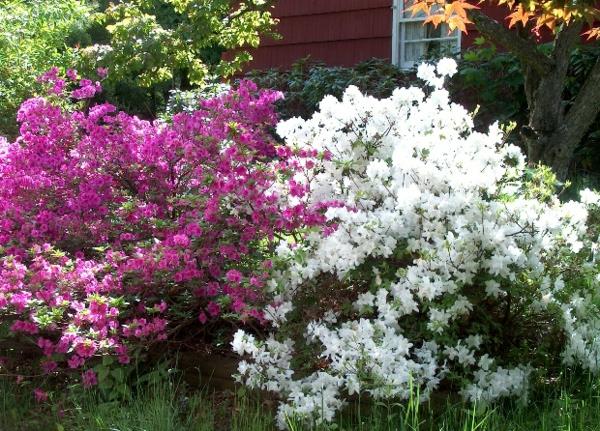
[232,59,600,428]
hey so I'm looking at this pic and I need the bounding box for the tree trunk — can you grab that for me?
[541,56,600,179]
[521,23,582,179]
[468,11,600,180]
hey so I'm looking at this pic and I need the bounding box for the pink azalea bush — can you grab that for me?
[0,69,328,385]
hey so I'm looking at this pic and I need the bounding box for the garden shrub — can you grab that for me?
[452,37,527,128]
[243,58,413,121]
[0,68,327,389]
[233,59,600,428]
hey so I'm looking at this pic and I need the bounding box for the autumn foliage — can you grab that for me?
[408,0,600,39]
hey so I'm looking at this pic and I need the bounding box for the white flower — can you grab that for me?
[232,58,600,428]
[436,58,458,77]
[366,159,391,180]
[580,188,600,206]
[264,301,294,327]
[485,280,505,298]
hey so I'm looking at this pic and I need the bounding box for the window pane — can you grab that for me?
[404,21,427,41]
[403,39,457,64]
[404,22,451,41]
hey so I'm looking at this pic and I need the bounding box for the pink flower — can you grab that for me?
[249,276,263,287]
[154,301,168,313]
[51,79,66,95]
[172,234,190,247]
[74,340,97,358]
[185,223,203,237]
[68,355,85,369]
[120,232,136,241]
[231,298,246,313]
[10,320,38,334]
[226,269,243,283]
[207,301,220,317]
[33,388,48,403]
[10,292,31,312]
[37,338,55,356]
[72,79,101,99]
[37,67,59,83]
[96,67,108,79]
[66,69,78,80]
[0,73,328,381]
[205,282,219,296]
[82,369,98,388]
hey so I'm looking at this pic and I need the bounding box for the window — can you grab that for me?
[392,0,461,69]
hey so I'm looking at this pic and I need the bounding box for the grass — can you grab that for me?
[2,370,600,430]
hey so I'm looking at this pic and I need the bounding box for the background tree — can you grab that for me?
[77,0,278,118]
[0,0,278,136]
[411,0,600,179]
[0,0,91,137]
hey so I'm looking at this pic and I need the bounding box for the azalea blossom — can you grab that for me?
[234,58,600,428]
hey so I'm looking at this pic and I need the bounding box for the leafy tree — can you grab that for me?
[0,0,91,137]
[410,0,600,179]
[77,0,278,117]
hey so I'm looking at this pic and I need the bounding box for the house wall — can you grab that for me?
[246,0,394,69]
[244,0,514,70]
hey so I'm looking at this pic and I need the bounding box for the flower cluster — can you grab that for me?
[233,59,600,428]
[0,71,325,385]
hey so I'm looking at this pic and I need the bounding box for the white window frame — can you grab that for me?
[391,0,461,70]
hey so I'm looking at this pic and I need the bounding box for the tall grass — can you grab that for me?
[69,381,213,431]
[2,369,600,430]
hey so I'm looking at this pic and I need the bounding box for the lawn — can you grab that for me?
[2,370,600,431]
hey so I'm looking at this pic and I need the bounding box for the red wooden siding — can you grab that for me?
[244,1,556,71]
[246,0,394,69]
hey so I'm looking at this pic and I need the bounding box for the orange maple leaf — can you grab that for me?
[408,0,433,17]
[507,5,533,27]
[583,27,600,40]
[448,15,468,31]
[534,14,556,31]
[424,13,446,27]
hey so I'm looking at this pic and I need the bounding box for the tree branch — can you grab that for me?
[544,57,600,178]
[467,9,555,76]
[553,21,584,68]
[527,22,584,137]
[567,56,600,121]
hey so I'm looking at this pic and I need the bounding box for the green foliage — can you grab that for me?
[69,378,212,431]
[521,165,564,203]
[452,37,527,129]
[0,0,91,137]
[4,369,600,430]
[245,57,413,120]
[0,0,277,132]
[74,0,277,118]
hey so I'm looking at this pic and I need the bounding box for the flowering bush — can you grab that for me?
[233,58,600,428]
[0,69,326,386]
